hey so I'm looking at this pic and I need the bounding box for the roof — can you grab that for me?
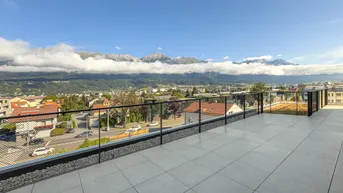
[11,101,28,108]
[92,104,107,113]
[41,100,62,108]
[22,96,45,100]
[8,106,58,123]
[184,102,234,116]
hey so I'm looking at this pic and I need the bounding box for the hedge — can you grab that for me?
[51,128,66,136]
[78,137,110,149]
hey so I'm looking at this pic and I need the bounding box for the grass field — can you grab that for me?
[264,103,308,115]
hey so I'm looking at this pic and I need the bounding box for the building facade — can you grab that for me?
[0,97,11,117]
[328,88,343,104]
[184,102,243,124]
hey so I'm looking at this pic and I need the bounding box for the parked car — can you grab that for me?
[148,121,159,126]
[65,128,75,133]
[75,131,93,138]
[30,147,55,157]
[125,125,141,133]
[0,133,15,141]
[23,138,44,146]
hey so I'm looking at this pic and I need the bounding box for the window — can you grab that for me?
[337,100,342,103]
[337,93,342,97]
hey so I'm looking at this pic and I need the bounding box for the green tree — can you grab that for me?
[111,91,138,128]
[103,94,112,100]
[251,82,267,93]
[42,95,58,102]
[191,87,199,96]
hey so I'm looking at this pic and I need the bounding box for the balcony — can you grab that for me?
[1,90,342,193]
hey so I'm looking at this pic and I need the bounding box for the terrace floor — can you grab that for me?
[9,106,343,193]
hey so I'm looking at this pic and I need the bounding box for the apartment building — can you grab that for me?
[0,97,11,117]
[328,87,343,104]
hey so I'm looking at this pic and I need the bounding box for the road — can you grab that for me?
[0,117,185,167]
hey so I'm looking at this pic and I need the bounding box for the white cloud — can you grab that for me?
[244,55,273,61]
[206,58,213,62]
[289,56,304,63]
[115,46,121,50]
[157,47,162,50]
[223,56,229,60]
[277,54,282,57]
[1,37,343,76]
[319,47,343,59]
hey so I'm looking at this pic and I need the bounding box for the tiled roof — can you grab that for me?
[8,106,58,123]
[184,102,234,116]
[11,101,28,108]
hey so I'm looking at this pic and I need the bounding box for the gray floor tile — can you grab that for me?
[113,153,148,170]
[330,173,343,193]
[193,152,235,172]
[173,145,208,160]
[238,151,285,172]
[121,161,164,186]
[198,132,220,139]
[162,140,190,151]
[134,173,189,193]
[192,173,253,193]
[139,146,171,160]
[120,187,138,193]
[219,161,270,189]
[82,172,132,193]
[257,173,319,193]
[7,185,34,193]
[184,189,197,193]
[178,135,203,145]
[148,152,189,171]
[79,160,119,183]
[33,171,81,193]
[61,186,83,193]
[168,161,215,188]
[192,139,223,151]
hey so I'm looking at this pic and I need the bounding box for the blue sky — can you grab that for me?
[1,0,343,63]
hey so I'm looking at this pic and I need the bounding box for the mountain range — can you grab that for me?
[76,52,297,66]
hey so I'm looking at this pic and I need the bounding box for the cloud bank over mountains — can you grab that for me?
[1,37,343,76]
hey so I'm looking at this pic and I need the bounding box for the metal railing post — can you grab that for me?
[269,92,272,113]
[224,96,227,125]
[160,102,163,145]
[243,95,246,119]
[307,92,312,117]
[257,93,260,114]
[198,99,201,133]
[260,93,264,113]
[316,91,320,111]
[325,89,328,105]
[296,92,298,115]
[98,109,101,163]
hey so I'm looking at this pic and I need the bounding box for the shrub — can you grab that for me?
[72,120,76,128]
[57,122,68,128]
[78,137,110,149]
[51,128,65,136]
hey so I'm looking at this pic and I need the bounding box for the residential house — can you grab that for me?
[184,102,243,124]
[0,97,11,117]
[103,98,111,107]
[87,104,108,128]
[41,100,62,112]
[22,96,45,105]
[328,87,343,104]
[9,106,58,138]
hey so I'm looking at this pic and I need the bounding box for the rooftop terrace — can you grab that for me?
[7,105,343,193]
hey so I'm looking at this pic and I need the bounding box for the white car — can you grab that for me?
[148,121,159,126]
[31,147,55,157]
[125,125,142,133]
